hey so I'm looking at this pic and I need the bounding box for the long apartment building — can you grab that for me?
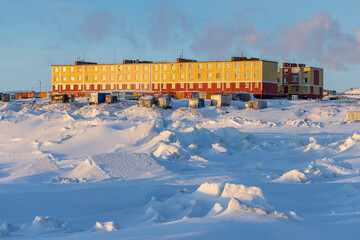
[51,57,279,98]
[278,63,323,98]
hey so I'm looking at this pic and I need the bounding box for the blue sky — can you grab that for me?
[0,0,359,91]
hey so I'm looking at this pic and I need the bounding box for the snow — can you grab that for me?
[0,98,359,239]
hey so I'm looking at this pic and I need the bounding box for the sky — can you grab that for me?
[0,0,359,92]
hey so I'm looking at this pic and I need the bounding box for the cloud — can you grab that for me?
[79,11,118,41]
[275,13,360,70]
[145,1,191,48]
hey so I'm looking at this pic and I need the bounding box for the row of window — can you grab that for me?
[279,69,309,74]
[54,62,261,73]
[54,72,260,82]
[54,82,261,91]
[282,77,308,83]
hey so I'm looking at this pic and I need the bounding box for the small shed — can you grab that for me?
[346,111,360,121]
[189,98,205,108]
[90,93,107,104]
[210,94,230,107]
[51,93,73,103]
[245,101,267,109]
[138,96,156,108]
[106,95,117,103]
[231,92,252,102]
[2,94,11,102]
[158,95,172,109]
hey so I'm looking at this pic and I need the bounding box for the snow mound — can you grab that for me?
[50,176,84,184]
[68,153,165,181]
[273,170,307,183]
[21,216,71,233]
[0,223,19,233]
[90,221,121,232]
[210,143,228,154]
[195,183,222,197]
[153,142,187,161]
[305,158,356,178]
[0,103,22,112]
[329,133,360,152]
[0,153,59,182]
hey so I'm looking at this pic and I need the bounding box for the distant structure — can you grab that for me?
[51,57,323,99]
[277,63,323,98]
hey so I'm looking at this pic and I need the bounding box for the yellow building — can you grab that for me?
[277,63,323,98]
[51,57,279,98]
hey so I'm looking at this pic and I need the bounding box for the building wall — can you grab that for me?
[52,59,279,97]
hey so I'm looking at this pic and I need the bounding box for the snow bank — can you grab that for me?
[90,221,121,232]
[0,103,22,112]
[305,157,356,178]
[21,216,71,233]
[273,170,307,183]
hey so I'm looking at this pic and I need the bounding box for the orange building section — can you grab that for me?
[51,57,279,98]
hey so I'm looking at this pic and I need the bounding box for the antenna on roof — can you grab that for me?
[180,49,184,58]
[241,51,245,57]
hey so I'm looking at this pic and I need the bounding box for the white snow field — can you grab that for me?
[0,96,359,239]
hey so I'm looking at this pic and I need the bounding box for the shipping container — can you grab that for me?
[292,95,299,100]
[199,92,207,99]
[67,94,76,103]
[51,93,71,103]
[15,93,22,100]
[106,95,117,103]
[33,92,40,98]
[0,93,2,101]
[346,111,360,121]
[210,94,230,107]
[176,92,185,99]
[27,92,34,98]
[191,92,199,99]
[90,93,107,104]
[245,101,267,109]
[138,96,156,108]
[189,98,205,108]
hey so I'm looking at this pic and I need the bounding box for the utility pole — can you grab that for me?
[36,79,41,92]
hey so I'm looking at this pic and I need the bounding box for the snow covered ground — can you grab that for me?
[0,96,359,239]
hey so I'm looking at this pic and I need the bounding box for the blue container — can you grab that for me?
[90,93,107,104]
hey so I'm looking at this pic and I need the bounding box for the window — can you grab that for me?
[208,83,211,88]
[70,76,74,81]
[154,65,158,70]
[135,84,139,89]
[94,66,98,71]
[54,76,58,82]
[216,73,221,79]
[189,73,193,79]
[62,85,66,90]
[198,73,202,79]
[189,83,193,89]
[226,73,230,79]
[110,66,114,71]
[143,74,148,80]
[70,85,74,90]
[216,63,221,69]
[126,65,131,71]
[291,76,299,82]
[304,77,308,83]
[171,73,176,80]
[154,74,158,80]
[162,65,167,71]
[254,72,258,78]
[172,83,175,89]
[78,67,82,72]
[236,82,240,88]
[198,64,202,69]
[235,73,240,79]
[54,67,58,73]
[217,83,221,88]
[110,75,114,80]
[86,67,90,72]
[162,74,167,80]
[118,66,122,71]
[86,84,89,90]
[62,76,66,81]
[295,86,299,92]
[126,74,131,80]
[255,82,259,88]
[127,83,131,89]
[102,75,106,81]
[119,84,122,89]
[254,62,259,68]
[62,67,66,72]
[94,84,98,90]
[277,78,280,83]
[102,66,106,71]
[77,76,82,81]
[180,73,185,80]
[135,65,139,71]
[171,64,175,70]
[245,73,249,78]
[245,82,249,88]
[135,74,139,80]
[180,64,184,70]
[54,85,58,90]
[207,63,211,69]
[199,83,202,88]
[235,63,240,69]
[180,83,185,89]
[144,84,148,90]
[70,67,74,72]
[207,73,212,79]
[284,69,289,73]
[144,65,148,71]
[226,82,230,88]
[163,83,167,89]
[284,78,288,83]
[189,64,193,70]
[226,63,230,69]
[303,86,307,92]
[118,75,122,80]
[111,84,115,90]
[245,62,249,68]
[102,84,106,90]
[154,83,158,89]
